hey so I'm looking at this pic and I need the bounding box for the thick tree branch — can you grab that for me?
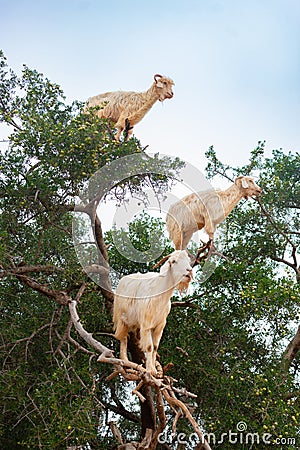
[283,324,300,370]
[73,201,114,311]
[93,214,109,262]
[16,274,70,304]
[83,264,110,276]
[272,255,300,282]
[68,298,114,358]
[0,264,62,279]
[105,383,140,423]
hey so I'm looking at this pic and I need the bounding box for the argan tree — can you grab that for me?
[1,49,299,450]
[106,145,300,449]
[0,51,210,450]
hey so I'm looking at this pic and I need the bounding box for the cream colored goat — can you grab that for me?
[166,176,262,250]
[113,250,192,375]
[85,74,174,141]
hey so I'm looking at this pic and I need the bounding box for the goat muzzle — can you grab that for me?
[250,189,262,199]
[184,271,193,281]
[159,92,173,102]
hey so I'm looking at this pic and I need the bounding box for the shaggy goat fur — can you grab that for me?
[85,74,174,141]
[166,176,262,250]
[113,250,192,375]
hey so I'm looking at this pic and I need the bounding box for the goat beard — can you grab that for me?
[176,278,191,294]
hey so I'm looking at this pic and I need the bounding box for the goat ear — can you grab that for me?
[241,178,249,188]
[155,81,164,88]
[152,254,171,269]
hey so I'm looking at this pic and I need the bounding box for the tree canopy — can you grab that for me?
[0,51,299,449]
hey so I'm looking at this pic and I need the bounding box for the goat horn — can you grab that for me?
[152,254,171,269]
[154,74,163,82]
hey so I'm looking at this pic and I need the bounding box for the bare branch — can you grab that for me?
[16,274,70,305]
[68,299,114,357]
[109,421,124,445]
[83,264,110,276]
[272,255,300,280]
[162,386,212,450]
[108,383,140,423]
[0,264,62,279]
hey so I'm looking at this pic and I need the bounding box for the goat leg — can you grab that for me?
[123,118,134,141]
[192,241,211,266]
[206,239,215,257]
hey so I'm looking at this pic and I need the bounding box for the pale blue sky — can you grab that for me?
[1,0,300,170]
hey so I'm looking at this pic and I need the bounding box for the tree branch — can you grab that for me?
[107,383,140,423]
[283,325,300,370]
[0,264,62,279]
[16,274,70,304]
[68,298,114,358]
[256,198,298,251]
[73,201,114,310]
[162,386,212,450]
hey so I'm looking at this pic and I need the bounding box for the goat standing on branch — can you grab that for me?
[85,74,174,141]
[113,250,193,376]
[166,176,262,251]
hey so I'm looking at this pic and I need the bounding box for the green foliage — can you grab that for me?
[162,261,300,447]
[0,51,182,448]
[1,49,300,449]
[104,147,300,448]
[105,211,174,281]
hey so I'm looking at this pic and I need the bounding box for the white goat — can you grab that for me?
[85,74,174,141]
[166,176,262,250]
[113,250,192,375]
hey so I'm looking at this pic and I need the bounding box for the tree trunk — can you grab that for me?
[128,332,156,436]
[283,324,300,370]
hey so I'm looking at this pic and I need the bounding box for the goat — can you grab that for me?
[166,176,262,250]
[85,74,174,141]
[113,250,192,375]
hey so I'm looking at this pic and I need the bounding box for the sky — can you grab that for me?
[1,0,299,173]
